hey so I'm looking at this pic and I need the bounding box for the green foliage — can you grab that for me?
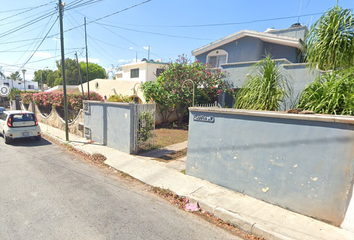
[297,68,354,115]
[234,54,291,111]
[107,94,132,103]
[305,5,354,71]
[34,59,108,88]
[8,88,21,101]
[7,71,21,81]
[79,62,107,82]
[142,54,231,126]
[138,111,155,143]
[33,69,54,88]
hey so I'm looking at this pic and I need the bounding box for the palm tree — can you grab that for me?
[234,54,291,111]
[305,5,354,71]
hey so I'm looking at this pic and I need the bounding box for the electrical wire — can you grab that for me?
[17,16,59,71]
[0,1,56,23]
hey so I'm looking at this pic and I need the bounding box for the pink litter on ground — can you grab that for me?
[185,203,200,212]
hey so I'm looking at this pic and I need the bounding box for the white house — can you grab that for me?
[80,59,168,103]
[0,78,39,91]
[115,59,167,83]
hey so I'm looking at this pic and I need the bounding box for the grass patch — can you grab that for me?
[139,128,188,153]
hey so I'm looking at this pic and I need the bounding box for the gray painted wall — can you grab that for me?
[267,26,308,40]
[222,63,319,109]
[84,101,134,154]
[195,36,301,65]
[196,37,264,64]
[186,108,354,226]
[263,42,298,63]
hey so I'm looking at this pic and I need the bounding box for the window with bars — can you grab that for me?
[207,55,227,68]
[131,68,139,78]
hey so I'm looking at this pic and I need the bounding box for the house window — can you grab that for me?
[28,85,34,89]
[156,68,164,77]
[131,68,139,78]
[207,49,228,68]
[4,83,9,86]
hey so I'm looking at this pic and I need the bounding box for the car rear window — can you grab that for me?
[11,113,35,122]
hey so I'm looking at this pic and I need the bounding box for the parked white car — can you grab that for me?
[0,110,41,144]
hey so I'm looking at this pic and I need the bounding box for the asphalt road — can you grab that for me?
[0,137,239,240]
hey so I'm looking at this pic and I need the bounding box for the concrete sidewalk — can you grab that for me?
[39,123,354,240]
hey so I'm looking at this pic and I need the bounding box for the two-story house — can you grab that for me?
[192,24,318,108]
[81,59,167,103]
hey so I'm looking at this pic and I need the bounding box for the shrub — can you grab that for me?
[107,94,132,103]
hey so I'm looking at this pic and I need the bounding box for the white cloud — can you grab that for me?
[129,47,133,50]
[78,58,100,63]
[34,52,52,58]
[52,37,59,41]
[118,59,128,62]
[143,46,150,51]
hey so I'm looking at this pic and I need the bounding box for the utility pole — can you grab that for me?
[59,0,69,141]
[84,17,90,100]
[75,52,85,100]
[41,71,43,91]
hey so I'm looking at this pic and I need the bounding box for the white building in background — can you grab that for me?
[115,59,167,82]
[0,78,39,91]
[80,59,168,103]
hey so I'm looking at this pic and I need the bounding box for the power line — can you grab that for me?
[0,48,84,53]
[97,22,214,40]
[0,9,58,39]
[17,16,59,71]
[0,1,56,13]
[0,1,56,23]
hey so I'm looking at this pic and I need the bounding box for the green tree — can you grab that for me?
[79,62,107,82]
[305,5,354,71]
[54,58,79,85]
[33,69,54,88]
[7,71,21,81]
[234,54,291,111]
[49,59,107,87]
[142,55,230,126]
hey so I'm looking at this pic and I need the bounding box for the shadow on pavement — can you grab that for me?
[4,137,53,147]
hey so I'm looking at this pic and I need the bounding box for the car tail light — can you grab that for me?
[34,115,38,126]
[7,117,12,127]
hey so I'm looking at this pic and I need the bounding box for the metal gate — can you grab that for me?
[132,103,156,153]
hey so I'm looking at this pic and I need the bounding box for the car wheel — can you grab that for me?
[35,135,41,141]
[4,133,10,144]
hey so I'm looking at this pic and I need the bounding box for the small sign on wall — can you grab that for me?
[193,114,215,123]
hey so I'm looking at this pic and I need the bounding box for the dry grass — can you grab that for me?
[139,127,188,153]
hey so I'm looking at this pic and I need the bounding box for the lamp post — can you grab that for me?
[22,69,27,92]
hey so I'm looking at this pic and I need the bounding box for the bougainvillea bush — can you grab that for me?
[142,54,232,126]
[32,91,104,121]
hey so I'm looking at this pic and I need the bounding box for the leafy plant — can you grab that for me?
[297,68,354,115]
[234,54,291,111]
[8,88,21,101]
[305,5,354,71]
[138,110,155,143]
[107,94,132,103]
[142,54,231,126]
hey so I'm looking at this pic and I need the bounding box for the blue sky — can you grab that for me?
[0,0,352,80]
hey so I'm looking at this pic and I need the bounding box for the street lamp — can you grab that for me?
[22,69,27,92]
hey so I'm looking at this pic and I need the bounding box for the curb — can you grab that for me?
[187,195,291,240]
